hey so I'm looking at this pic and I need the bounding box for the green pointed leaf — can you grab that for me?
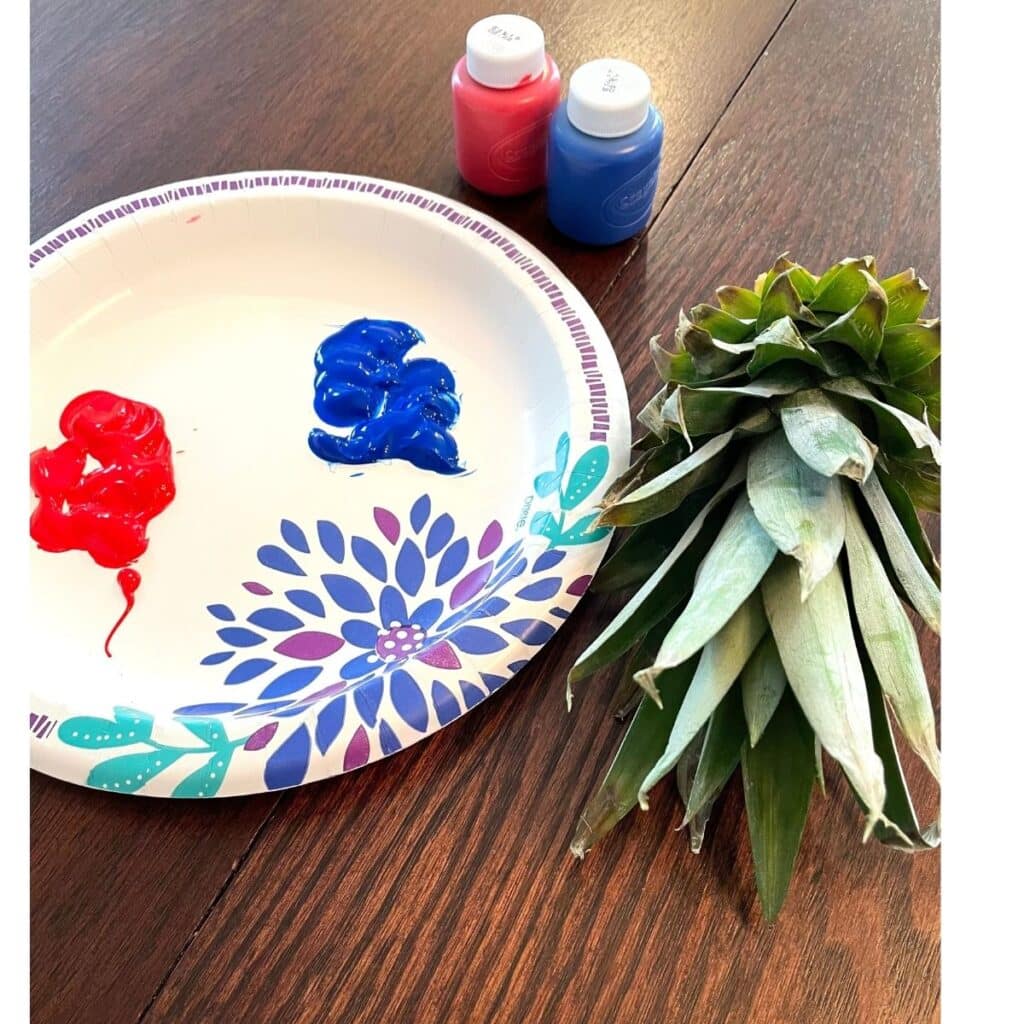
[880,270,931,327]
[897,358,940,429]
[860,472,940,633]
[858,634,940,850]
[760,256,818,305]
[811,272,887,364]
[814,737,826,794]
[761,558,887,832]
[883,453,940,512]
[716,285,761,319]
[747,429,845,598]
[599,410,771,527]
[568,465,745,691]
[638,592,767,805]
[609,617,676,717]
[843,490,940,780]
[757,270,806,331]
[570,658,697,857]
[86,749,186,794]
[663,386,742,444]
[594,488,715,593]
[740,633,788,747]
[811,257,875,312]
[684,363,813,400]
[690,303,756,344]
[637,384,674,441]
[678,317,743,378]
[823,377,940,464]
[880,319,940,380]
[745,317,828,378]
[741,688,816,922]
[684,683,745,824]
[876,467,939,584]
[780,389,877,482]
[650,333,699,384]
[635,492,777,694]
[601,438,690,509]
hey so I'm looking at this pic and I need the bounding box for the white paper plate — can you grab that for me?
[28,172,629,797]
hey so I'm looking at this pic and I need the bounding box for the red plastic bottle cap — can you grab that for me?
[465,14,546,89]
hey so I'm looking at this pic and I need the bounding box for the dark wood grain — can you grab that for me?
[30,0,939,1021]
[29,0,794,305]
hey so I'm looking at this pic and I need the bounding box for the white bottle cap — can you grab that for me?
[465,15,547,89]
[566,59,652,138]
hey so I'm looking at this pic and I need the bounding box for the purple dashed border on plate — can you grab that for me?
[29,173,611,442]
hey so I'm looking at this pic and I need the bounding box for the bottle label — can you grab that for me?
[487,116,551,182]
[602,157,660,229]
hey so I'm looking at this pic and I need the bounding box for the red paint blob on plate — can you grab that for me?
[30,390,176,655]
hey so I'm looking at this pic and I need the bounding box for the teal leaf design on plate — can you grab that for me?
[86,750,187,793]
[530,510,561,543]
[534,432,571,497]
[561,446,610,510]
[177,718,233,749]
[59,710,152,749]
[171,749,236,798]
[61,705,251,797]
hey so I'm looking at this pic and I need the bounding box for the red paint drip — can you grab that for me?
[30,390,175,654]
[104,568,141,657]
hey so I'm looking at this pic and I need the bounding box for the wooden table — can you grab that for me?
[31,1,940,1021]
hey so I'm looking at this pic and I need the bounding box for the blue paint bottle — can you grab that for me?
[546,59,664,246]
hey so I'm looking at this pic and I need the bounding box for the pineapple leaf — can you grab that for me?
[842,489,941,780]
[882,452,940,512]
[568,464,746,692]
[823,377,941,464]
[716,285,761,319]
[742,687,816,922]
[678,317,738,378]
[745,317,828,378]
[810,272,887,364]
[780,388,877,482]
[859,472,940,633]
[684,682,745,825]
[740,633,789,747]
[747,429,845,599]
[638,591,767,808]
[690,303,756,344]
[858,631,940,850]
[634,491,777,695]
[895,358,940,430]
[879,270,930,327]
[636,384,675,441]
[761,557,887,834]
[811,257,875,313]
[880,319,940,379]
[662,386,741,445]
[650,333,699,385]
[875,467,939,584]
[599,410,771,527]
[757,270,812,331]
[683,363,814,399]
[570,658,697,858]
[814,737,827,794]
[593,488,716,593]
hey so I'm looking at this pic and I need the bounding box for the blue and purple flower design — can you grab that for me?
[181,489,595,790]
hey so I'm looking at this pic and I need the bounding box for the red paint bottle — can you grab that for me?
[451,15,561,197]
